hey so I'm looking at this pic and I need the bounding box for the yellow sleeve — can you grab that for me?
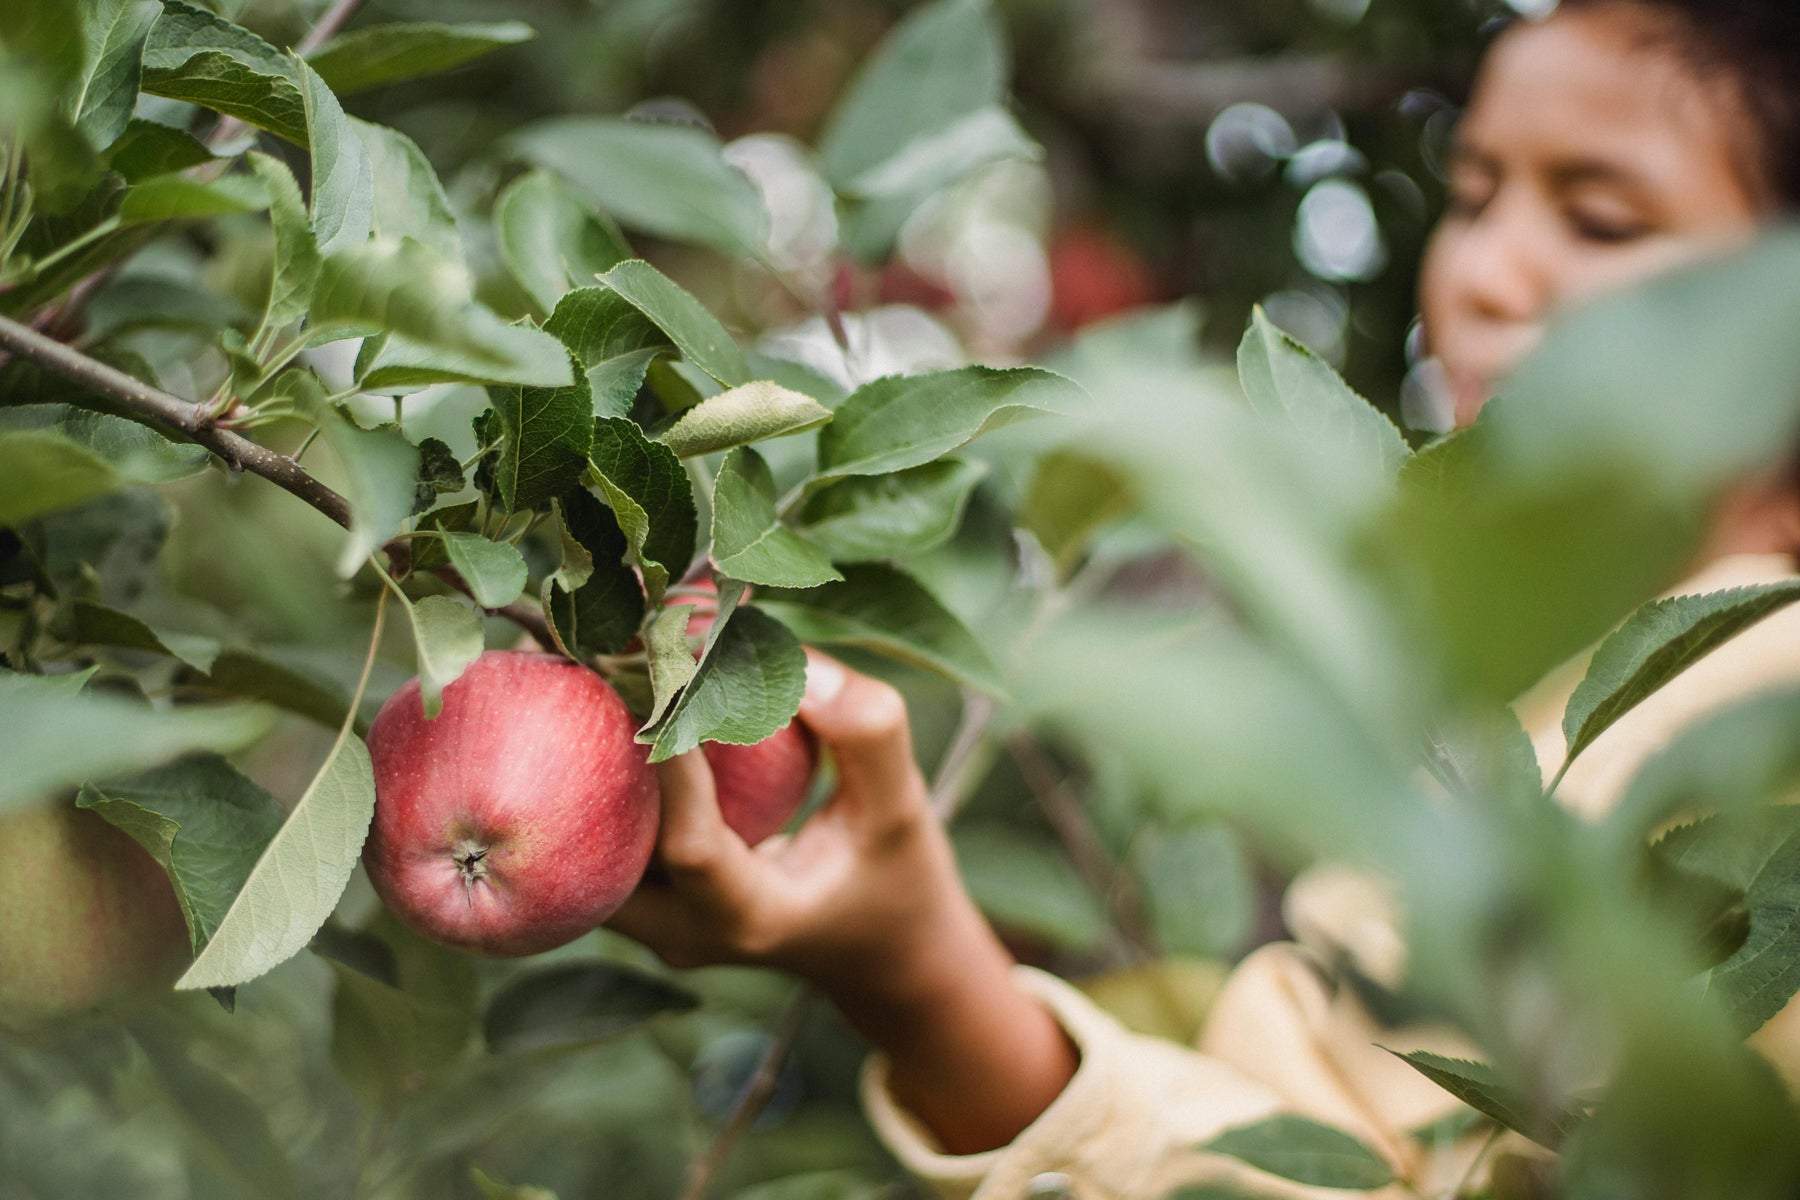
[861,954,1483,1200]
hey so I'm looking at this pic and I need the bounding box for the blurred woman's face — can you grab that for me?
[1420,3,1765,426]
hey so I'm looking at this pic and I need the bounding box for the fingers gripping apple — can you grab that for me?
[364,651,659,957]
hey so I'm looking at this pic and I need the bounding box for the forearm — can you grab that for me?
[819,894,1079,1155]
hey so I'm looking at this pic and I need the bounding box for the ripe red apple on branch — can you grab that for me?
[363,651,659,958]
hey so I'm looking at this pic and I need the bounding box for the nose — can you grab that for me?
[1442,191,1554,325]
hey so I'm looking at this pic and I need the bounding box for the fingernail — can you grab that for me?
[804,655,846,705]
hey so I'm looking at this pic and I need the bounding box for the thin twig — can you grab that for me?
[294,0,366,57]
[0,313,355,524]
[929,689,999,819]
[674,991,815,1200]
[0,313,554,648]
[1007,731,1157,961]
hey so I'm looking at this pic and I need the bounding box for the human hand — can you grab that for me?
[608,652,979,1002]
[609,652,1079,1153]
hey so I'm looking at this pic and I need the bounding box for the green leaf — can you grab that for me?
[72,0,161,151]
[310,237,572,386]
[322,915,477,1105]
[493,168,632,315]
[103,117,214,181]
[509,117,766,258]
[51,598,220,672]
[643,603,699,728]
[248,151,321,333]
[1396,1051,1583,1150]
[1201,1115,1394,1190]
[954,824,1109,953]
[658,380,832,458]
[131,1024,297,1196]
[545,487,644,658]
[1237,307,1409,484]
[1131,822,1255,959]
[645,606,806,762]
[117,170,267,224]
[471,1168,561,1200]
[758,563,1003,694]
[76,754,286,957]
[204,649,355,732]
[799,458,987,562]
[840,105,1038,201]
[297,55,372,254]
[816,366,1076,480]
[544,496,592,592]
[319,410,418,578]
[1656,806,1800,1034]
[1561,581,1800,773]
[595,259,748,387]
[355,329,575,391]
[0,430,127,525]
[541,285,671,414]
[439,532,527,609]
[817,0,1005,189]
[0,404,210,483]
[589,415,697,601]
[486,355,594,513]
[305,20,534,94]
[1423,707,1544,811]
[711,447,841,588]
[1020,448,1131,571]
[354,118,461,262]
[483,961,699,1053]
[176,729,377,989]
[407,594,484,719]
[140,1,307,145]
[0,671,271,815]
[1396,236,1800,701]
[409,499,476,570]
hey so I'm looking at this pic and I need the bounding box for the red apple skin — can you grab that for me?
[364,651,659,958]
[704,724,818,846]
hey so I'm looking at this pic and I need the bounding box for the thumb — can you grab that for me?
[797,652,928,816]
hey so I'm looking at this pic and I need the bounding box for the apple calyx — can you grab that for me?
[452,838,491,902]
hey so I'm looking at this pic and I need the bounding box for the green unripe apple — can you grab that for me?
[0,800,189,1036]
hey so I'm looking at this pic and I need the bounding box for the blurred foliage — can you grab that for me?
[11,1,1800,1199]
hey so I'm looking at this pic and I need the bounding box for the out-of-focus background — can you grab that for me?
[5,3,1568,1198]
[300,0,1493,424]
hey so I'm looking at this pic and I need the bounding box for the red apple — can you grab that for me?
[364,650,659,957]
[704,726,818,846]
[678,586,820,845]
[0,800,189,1035]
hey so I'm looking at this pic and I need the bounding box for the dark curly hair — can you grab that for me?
[1558,0,1800,208]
